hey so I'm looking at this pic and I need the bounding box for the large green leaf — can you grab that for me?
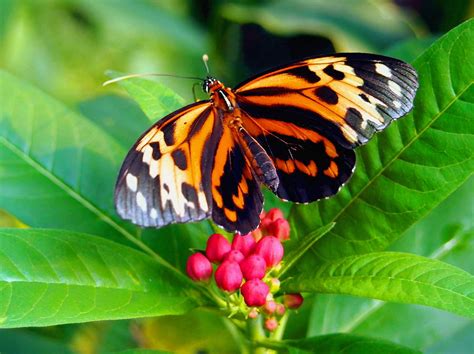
[390,177,474,273]
[308,296,473,352]
[282,333,420,354]
[307,180,474,351]
[0,229,205,328]
[221,0,422,52]
[289,19,474,269]
[0,70,138,246]
[78,94,153,150]
[0,328,73,354]
[105,70,185,122]
[283,252,474,318]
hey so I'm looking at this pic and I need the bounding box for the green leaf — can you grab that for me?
[280,223,335,277]
[0,0,14,42]
[0,328,73,354]
[426,322,474,354]
[0,70,138,246]
[283,252,474,318]
[107,350,170,354]
[78,94,153,149]
[308,295,473,352]
[384,36,438,63]
[283,333,420,354]
[221,0,422,52]
[106,70,185,122]
[289,19,474,268]
[390,176,474,272]
[307,181,474,352]
[0,229,204,328]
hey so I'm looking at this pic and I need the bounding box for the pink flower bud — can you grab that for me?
[283,293,304,309]
[265,208,284,222]
[186,253,212,282]
[240,254,266,280]
[241,279,269,307]
[248,308,259,318]
[206,233,231,263]
[264,317,278,332]
[262,300,277,315]
[255,236,284,268]
[214,261,242,292]
[231,233,256,256]
[267,218,290,241]
[224,250,245,263]
[275,303,286,316]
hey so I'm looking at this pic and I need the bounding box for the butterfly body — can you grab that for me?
[115,53,418,234]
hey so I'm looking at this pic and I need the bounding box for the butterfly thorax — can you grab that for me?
[203,77,236,113]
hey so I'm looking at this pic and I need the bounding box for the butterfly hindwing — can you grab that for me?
[242,114,355,203]
[210,122,263,234]
[115,101,219,228]
[236,53,418,148]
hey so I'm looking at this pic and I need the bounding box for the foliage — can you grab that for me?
[0,1,473,353]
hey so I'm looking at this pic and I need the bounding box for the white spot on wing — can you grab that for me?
[136,192,147,212]
[150,208,158,219]
[375,63,392,78]
[126,174,137,192]
[393,100,402,109]
[389,80,402,97]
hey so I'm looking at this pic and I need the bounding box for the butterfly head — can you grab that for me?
[202,76,223,95]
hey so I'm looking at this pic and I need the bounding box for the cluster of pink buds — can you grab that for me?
[186,208,303,332]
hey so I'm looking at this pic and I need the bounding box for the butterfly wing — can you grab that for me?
[115,101,220,227]
[241,114,355,202]
[210,121,263,234]
[235,53,418,148]
[235,53,418,202]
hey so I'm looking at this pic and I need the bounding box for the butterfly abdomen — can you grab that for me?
[236,126,279,192]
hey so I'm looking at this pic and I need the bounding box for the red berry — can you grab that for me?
[186,253,212,282]
[206,233,231,263]
[255,236,284,268]
[231,233,256,256]
[283,293,304,309]
[224,250,245,263]
[264,317,278,332]
[241,279,269,307]
[275,303,286,316]
[214,261,242,292]
[267,218,290,241]
[262,300,277,315]
[240,254,266,280]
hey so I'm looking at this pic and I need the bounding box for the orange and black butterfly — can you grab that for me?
[115,53,418,234]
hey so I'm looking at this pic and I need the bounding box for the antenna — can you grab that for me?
[202,54,210,75]
[103,73,204,87]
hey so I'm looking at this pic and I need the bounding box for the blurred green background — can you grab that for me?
[0,0,472,353]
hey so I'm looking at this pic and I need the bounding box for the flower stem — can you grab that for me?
[247,315,268,354]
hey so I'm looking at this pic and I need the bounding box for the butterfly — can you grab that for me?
[114,53,418,234]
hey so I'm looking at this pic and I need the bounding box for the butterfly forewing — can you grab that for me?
[115,101,219,228]
[235,53,418,147]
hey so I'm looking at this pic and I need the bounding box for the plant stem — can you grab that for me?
[247,315,268,354]
[271,311,289,341]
